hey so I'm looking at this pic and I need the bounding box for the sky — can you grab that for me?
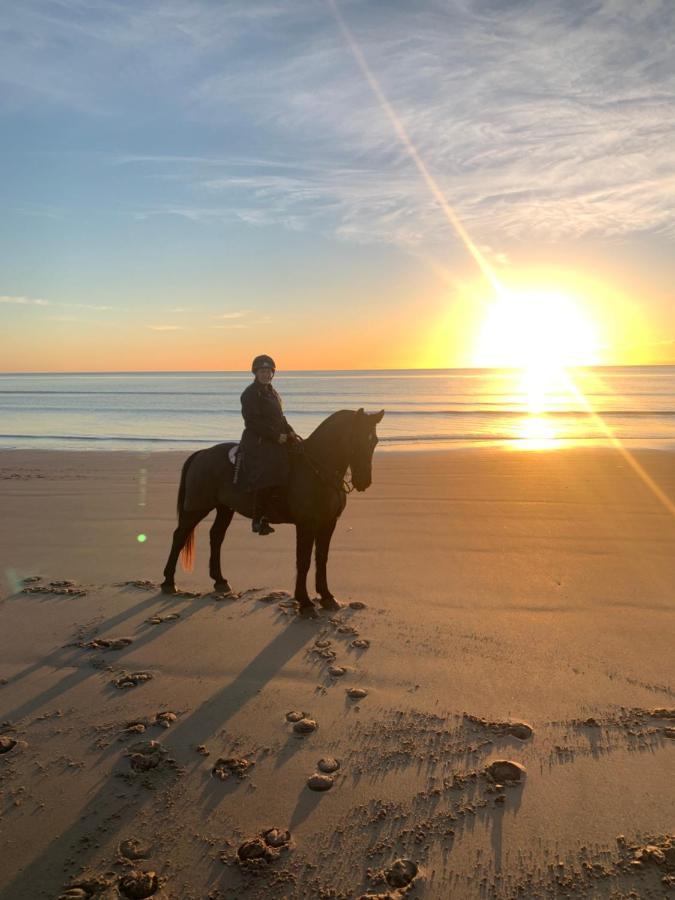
[1,0,674,372]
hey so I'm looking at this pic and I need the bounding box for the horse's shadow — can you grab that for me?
[0,616,315,900]
[0,588,196,726]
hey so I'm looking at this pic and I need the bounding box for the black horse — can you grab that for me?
[161,408,384,616]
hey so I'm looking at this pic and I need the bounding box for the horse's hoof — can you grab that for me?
[297,603,319,620]
[160,582,177,595]
[213,581,232,594]
[318,595,341,611]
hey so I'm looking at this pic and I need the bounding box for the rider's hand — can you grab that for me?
[278,433,288,444]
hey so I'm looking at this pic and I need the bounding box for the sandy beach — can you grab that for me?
[0,446,674,900]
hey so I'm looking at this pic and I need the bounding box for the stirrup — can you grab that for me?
[257,518,275,536]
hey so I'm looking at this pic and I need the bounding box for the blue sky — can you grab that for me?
[1,0,674,370]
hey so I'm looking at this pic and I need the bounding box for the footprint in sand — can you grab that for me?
[307,773,334,791]
[117,580,158,591]
[154,711,177,728]
[124,722,147,735]
[262,827,291,848]
[211,757,254,780]
[84,637,133,651]
[126,740,167,772]
[293,718,318,735]
[119,838,152,861]
[318,757,340,773]
[119,870,159,898]
[486,760,526,783]
[146,613,180,625]
[350,639,370,650]
[328,666,347,678]
[385,858,418,888]
[23,580,86,596]
[236,828,291,864]
[114,672,153,689]
[347,688,368,700]
[0,737,18,754]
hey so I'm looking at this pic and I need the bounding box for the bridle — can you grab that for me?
[294,443,355,494]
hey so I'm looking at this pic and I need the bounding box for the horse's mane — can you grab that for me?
[306,409,355,442]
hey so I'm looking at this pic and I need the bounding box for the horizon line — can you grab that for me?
[1,363,673,376]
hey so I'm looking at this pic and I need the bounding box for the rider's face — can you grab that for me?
[255,366,274,384]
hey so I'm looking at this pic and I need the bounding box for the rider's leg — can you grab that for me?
[252,486,275,535]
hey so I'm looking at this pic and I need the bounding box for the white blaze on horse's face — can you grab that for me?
[350,409,384,492]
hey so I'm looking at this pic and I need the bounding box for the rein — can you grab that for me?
[295,444,354,494]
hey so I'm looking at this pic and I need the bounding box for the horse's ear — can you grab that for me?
[356,408,364,418]
[371,409,384,423]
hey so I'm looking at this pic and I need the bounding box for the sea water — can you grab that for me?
[0,367,673,452]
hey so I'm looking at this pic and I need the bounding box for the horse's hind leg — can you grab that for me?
[209,505,234,593]
[315,518,339,611]
[161,509,209,594]
[294,524,317,617]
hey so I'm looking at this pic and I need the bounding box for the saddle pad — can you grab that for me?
[228,444,239,465]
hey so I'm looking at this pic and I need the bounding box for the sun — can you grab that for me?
[472,289,602,372]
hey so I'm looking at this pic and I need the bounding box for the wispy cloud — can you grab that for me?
[147,324,185,331]
[213,310,249,320]
[4,0,675,250]
[1,295,49,306]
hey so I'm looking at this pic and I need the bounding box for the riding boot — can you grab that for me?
[252,487,275,535]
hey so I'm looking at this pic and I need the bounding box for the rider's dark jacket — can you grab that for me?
[236,381,294,490]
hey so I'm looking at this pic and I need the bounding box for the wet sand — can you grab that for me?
[0,447,674,899]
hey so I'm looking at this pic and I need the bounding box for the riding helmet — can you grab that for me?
[251,354,276,373]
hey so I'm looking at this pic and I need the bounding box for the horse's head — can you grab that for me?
[349,408,385,491]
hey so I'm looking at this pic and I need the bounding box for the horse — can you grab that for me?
[160,408,384,616]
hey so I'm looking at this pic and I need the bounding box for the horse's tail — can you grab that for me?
[178,452,199,573]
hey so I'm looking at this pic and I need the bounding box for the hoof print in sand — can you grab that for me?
[125,722,147,735]
[235,828,291,865]
[196,744,210,755]
[118,581,158,591]
[285,710,307,723]
[318,757,340,773]
[350,639,370,650]
[349,600,367,610]
[0,737,18,754]
[486,759,526,783]
[258,590,292,603]
[84,637,133,651]
[127,741,167,772]
[651,708,675,719]
[154,711,177,728]
[114,672,153,689]
[211,757,253,781]
[119,870,159,899]
[385,858,418,888]
[119,838,152,861]
[23,579,86,597]
[307,773,334,791]
[506,722,533,740]
[146,613,180,625]
[347,688,368,700]
[663,727,675,739]
[262,827,291,848]
[328,666,346,677]
[292,718,317,735]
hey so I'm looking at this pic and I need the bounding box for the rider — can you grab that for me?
[237,355,300,535]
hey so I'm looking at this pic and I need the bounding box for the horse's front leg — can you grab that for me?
[294,524,317,617]
[209,505,234,593]
[315,519,340,610]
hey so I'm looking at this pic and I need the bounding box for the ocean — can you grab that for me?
[0,367,673,452]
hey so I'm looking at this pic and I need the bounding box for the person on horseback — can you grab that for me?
[236,354,300,535]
